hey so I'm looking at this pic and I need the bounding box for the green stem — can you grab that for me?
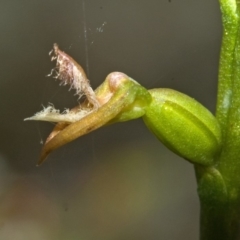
[216,0,238,138]
[196,165,237,240]
[197,1,240,239]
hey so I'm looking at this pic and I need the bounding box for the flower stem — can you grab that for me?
[197,1,240,239]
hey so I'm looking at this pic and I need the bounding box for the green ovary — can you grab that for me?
[143,89,222,166]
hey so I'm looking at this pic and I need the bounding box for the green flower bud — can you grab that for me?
[143,89,222,166]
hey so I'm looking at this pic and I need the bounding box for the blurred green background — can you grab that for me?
[0,1,221,239]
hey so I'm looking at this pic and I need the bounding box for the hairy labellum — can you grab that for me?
[25,44,100,124]
[50,44,99,109]
[24,105,92,123]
